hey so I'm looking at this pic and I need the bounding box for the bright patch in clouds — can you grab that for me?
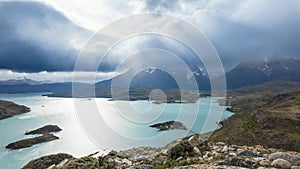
[43,0,131,31]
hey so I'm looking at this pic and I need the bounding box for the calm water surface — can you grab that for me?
[0,93,232,169]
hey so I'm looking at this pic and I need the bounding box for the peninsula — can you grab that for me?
[0,100,30,120]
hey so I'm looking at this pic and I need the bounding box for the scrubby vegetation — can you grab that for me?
[23,134,300,169]
[210,81,300,151]
[22,153,73,169]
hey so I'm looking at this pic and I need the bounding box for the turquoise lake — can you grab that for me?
[0,93,232,169]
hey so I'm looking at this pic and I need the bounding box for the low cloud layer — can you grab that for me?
[0,69,116,83]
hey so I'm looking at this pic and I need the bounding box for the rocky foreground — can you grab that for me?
[22,134,300,169]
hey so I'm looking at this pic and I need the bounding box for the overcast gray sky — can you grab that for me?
[0,0,299,82]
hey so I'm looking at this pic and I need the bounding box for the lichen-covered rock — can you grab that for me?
[238,150,262,157]
[228,157,259,169]
[269,152,300,166]
[271,158,292,169]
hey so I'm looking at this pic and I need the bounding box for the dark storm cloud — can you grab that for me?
[138,0,300,64]
[0,1,93,72]
[1,0,300,74]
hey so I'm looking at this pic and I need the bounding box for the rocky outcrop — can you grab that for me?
[269,152,300,167]
[271,158,292,169]
[6,134,59,150]
[25,125,62,135]
[0,100,30,120]
[23,134,300,169]
[149,121,187,131]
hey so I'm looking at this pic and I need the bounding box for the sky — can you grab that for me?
[0,0,299,82]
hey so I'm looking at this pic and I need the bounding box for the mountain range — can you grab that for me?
[0,56,299,94]
[96,56,300,90]
[225,56,300,88]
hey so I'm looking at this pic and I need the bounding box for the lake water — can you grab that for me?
[0,93,232,169]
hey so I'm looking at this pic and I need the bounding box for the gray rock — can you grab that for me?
[171,165,200,169]
[269,152,300,166]
[222,146,229,153]
[271,158,292,169]
[289,156,300,166]
[238,150,262,157]
[188,135,195,142]
[253,157,271,167]
[176,156,183,162]
[228,157,259,169]
[291,166,300,169]
[193,147,201,156]
[216,142,226,146]
[121,158,132,166]
[130,164,155,169]
[269,152,287,160]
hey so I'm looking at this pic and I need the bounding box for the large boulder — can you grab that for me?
[269,152,300,166]
[271,158,292,169]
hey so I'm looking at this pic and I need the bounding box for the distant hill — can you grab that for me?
[0,77,90,94]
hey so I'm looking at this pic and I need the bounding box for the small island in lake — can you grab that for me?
[0,100,30,120]
[25,125,62,135]
[6,134,59,150]
[6,125,62,150]
[150,120,187,131]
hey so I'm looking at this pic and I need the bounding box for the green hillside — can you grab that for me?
[210,81,300,151]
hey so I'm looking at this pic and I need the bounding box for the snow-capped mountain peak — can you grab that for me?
[0,77,44,85]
